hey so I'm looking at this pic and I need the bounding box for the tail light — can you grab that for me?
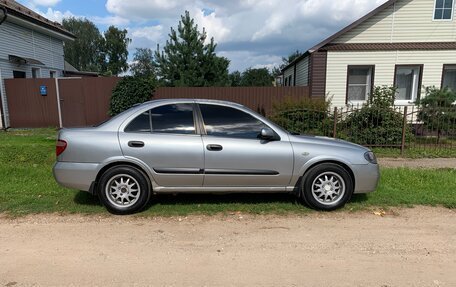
[56,140,67,157]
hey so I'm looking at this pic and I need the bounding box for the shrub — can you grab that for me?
[340,86,411,145]
[416,87,456,142]
[270,97,331,135]
[109,76,155,116]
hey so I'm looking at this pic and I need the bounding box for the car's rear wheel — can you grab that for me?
[300,163,353,211]
[98,165,151,215]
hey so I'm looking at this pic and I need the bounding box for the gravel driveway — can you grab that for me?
[1,206,455,286]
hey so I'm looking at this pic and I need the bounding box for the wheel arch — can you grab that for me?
[295,160,356,196]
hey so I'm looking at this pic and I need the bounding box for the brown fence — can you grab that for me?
[154,86,311,115]
[5,77,120,128]
[5,81,311,128]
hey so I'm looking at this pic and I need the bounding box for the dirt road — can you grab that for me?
[1,207,455,287]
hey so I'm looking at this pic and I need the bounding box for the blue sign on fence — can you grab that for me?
[40,85,47,96]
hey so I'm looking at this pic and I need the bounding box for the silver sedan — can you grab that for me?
[53,99,379,214]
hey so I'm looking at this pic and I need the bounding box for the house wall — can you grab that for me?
[283,66,294,86]
[325,49,456,107]
[295,56,310,86]
[0,20,65,127]
[334,0,456,44]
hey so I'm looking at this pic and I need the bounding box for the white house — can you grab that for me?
[0,0,75,128]
[282,0,456,107]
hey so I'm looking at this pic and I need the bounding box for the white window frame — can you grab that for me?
[346,65,374,104]
[433,0,454,21]
[31,67,41,79]
[394,65,423,105]
[442,64,456,91]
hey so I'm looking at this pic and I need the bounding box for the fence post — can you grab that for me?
[333,107,338,138]
[400,106,408,156]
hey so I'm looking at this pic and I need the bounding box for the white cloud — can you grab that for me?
[30,0,61,7]
[40,7,74,23]
[129,25,164,48]
[91,15,130,26]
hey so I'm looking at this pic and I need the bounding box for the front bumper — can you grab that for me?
[352,163,380,193]
[53,162,100,192]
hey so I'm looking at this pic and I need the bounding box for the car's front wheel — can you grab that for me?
[301,163,353,211]
[98,165,151,215]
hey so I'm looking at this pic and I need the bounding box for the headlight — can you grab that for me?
[364,151,377,164]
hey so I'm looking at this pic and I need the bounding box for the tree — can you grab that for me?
[240,68,273,86]
[154,11,230,87]
[272,50,303,77]
[104,26,131,76]
[417,87,456,143]
[62,17,105,72]
[130,48,156,79]
[109,76,155,116]
[229,71,242,87]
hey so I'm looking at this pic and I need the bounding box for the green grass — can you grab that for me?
[372,147,456,158]
[0,128,455,216]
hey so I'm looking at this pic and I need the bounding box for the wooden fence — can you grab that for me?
[154,86,311,115]
[4,79,311,128]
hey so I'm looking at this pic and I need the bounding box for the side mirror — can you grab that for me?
[260,128,278,141]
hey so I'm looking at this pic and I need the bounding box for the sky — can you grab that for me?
[18,0,387,72]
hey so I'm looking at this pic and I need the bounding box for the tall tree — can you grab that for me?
[229,71,242,87]
[62,17,105,72]
[104,26,131,76]
[130,48,156,79]
[240,68,274,87]
[154,11,230,87]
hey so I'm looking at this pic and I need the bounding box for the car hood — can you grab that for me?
[289,134,369,151]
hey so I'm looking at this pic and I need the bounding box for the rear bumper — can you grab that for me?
[352,163,380,194]
[53,162,100,192]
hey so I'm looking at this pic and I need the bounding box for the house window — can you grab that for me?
[346,66,374,102]
[288,75,293,86]
[442,65,456,91]
[32,68,40,79]
[13,71,26,78]
[50,71,57,78]
[434,0,454,20]
[394,65,423,103]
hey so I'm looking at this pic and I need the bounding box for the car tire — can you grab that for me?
[301,163,353,211]
[98,165,151,215]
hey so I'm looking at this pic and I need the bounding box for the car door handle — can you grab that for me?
[206,144,223,151]
[128,141,145,148]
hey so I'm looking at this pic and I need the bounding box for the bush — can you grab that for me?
[416,87,456,142]
[340,86,411,145]
[109,76,155,116]
[270,97,331,135]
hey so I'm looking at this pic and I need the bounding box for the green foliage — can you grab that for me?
[340,86,410,145]
[104,26,131,76]
[270,97,331,135]
[154,11,230,87]
[272,50,303,77]
[130,48,156,79]
[109,77,154,116]
[229,71,242,87]
[416,87,456,141]
[63,19,131,75]
[240,68,274,86]
[62,17,105,72]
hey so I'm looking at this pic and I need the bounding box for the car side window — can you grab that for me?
[151,104,196,135]
[199,104,268,139]
[125,111,151,133]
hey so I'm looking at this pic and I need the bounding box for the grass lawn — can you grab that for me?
[0,128,455,216]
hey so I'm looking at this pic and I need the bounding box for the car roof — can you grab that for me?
[142,98,245,108]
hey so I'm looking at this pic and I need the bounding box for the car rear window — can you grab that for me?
[124,111,151,133]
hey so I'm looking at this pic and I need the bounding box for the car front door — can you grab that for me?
[198,103,294,188]
[119,103,204,187]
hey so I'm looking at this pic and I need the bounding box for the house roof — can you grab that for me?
[0,0,75,39]
[281,0,398,72]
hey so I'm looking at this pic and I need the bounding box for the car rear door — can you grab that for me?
[119,103,204,187]
[197,103,294,188]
